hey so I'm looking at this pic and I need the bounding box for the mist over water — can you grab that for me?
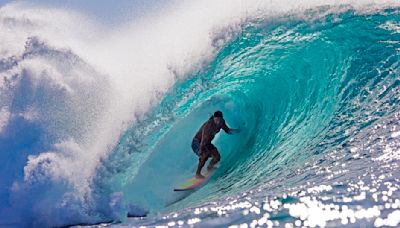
[0,1,400,227]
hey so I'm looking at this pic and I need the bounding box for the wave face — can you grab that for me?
[1,1,400,227]
[112,7,400,228]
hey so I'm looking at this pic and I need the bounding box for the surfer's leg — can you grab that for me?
[191,138,201,156]
[207,145,220,170]
[196,153,208,178]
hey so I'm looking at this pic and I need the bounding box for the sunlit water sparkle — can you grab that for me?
[1,2,400,228]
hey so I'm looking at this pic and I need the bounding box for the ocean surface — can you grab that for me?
[0,1,400,227]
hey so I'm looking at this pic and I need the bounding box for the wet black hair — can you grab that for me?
[213,110,223,118]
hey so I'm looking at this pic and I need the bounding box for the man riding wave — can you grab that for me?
[191,111,240,179]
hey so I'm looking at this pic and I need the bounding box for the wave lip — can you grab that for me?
[1,1,400,227]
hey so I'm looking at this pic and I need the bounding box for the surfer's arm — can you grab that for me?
[200,125,211,152]
[222,121,240,134]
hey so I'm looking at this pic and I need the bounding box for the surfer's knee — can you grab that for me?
[199,154,208,162]
[213,150,220,162]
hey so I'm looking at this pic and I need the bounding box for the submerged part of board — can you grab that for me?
[174,169,216,191]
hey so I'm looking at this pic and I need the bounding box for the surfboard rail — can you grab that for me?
[173,169,215,191]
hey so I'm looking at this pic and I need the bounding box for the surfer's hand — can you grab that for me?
[229,128,241,134]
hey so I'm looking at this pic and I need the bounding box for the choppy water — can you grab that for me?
[0,1,400,227]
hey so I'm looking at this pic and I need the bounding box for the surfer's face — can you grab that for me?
[213,117,223,125]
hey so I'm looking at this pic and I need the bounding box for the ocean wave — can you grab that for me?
[0,1,399,227]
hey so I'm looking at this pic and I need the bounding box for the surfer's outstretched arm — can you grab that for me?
[222,121,240,134]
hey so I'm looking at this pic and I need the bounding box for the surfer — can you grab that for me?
[192,111,240,179]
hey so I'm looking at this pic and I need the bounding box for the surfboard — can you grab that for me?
[174,169,216,191]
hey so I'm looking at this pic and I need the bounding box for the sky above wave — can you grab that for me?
[0,0,169,24]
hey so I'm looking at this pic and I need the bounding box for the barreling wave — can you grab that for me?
[0,1,400,227]
[112,6,400,215]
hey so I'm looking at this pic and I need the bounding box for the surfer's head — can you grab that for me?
[213,111,223,118]
[213,110,223,125]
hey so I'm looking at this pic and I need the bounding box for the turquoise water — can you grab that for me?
[104,8,400,227]
[1,3,400,227]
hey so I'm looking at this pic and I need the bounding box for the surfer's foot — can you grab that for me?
[196,173,205,179]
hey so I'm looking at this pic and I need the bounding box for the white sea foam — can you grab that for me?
[0,0,399,226]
